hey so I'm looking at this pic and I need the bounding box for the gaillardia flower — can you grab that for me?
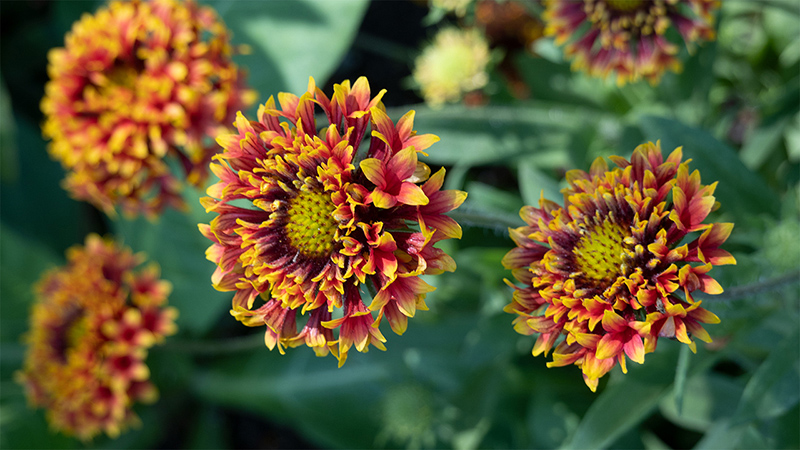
[543,0,719,85]
[503,142,734,391]
[41,0,255,217]
[16,234,177,440]
[412,27,492,107]
[200,77,466,365]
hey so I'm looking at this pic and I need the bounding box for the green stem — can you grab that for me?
[673,344,691,415]
[448,209,523,231]
[701,269,800,302]
[157,333,264,355]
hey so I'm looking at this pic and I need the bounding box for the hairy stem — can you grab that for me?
[702,269,800,302]
[448,208,522,231]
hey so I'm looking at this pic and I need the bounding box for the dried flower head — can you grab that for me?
[16,234,177,440]
[200,77,466,365]
[504,141,734,391]
[412,27,492,107]
[41,0,255,217]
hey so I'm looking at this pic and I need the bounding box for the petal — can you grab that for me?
[395,110,415,140]
[623,334,645,364]
[397,183,429,206]
[360,158,386,187]
[601,309,628,333]
[595,334,623,360]
[370,189,397,209]
[387,147,419,180]
[405,133,439,153]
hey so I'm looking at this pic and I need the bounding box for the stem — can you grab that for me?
[701,269,800,302]
[448,209,523,231]
[158,333,264,355]
[673,344,691,415]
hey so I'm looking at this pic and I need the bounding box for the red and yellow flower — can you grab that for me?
[200,77,466,365]
[41,0,255,217]
[543,0,719,85]
[16,234,177,440]
[503,141,734,391]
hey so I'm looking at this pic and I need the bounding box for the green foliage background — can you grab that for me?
[1,1,798,448]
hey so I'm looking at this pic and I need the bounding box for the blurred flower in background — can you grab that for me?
[504,141,735,391]
[412,27,492,107]
[377,384,438,448]
[430,0,473,18]
[200,77,467,366]
[15,234,177,441]
[41,0,255,218]
[543,0,719,85]
[474,0,543,99]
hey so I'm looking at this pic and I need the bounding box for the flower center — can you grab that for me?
[572,219,630,284]
[107,65,138,89]
[284,189,339,259]
[605,0,645,12]
[49,307,87,363]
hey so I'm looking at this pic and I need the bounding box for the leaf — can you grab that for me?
[0,223,61,343]
[215,0,369,99]
[408,104,584,167]
[560,342,681,450]
[0,76,18,183]
[638,116,781,218]
[0,117,89,254]
[464,182,524,217]
[452,418,491,450]
[518,157,564,206]
[111,187,230,336]
[190,311,505,449]
[732,327,800,424]
[659,373,744,432]
[740,115,792,170]
[192,345,389,448]
[692,419,746,450]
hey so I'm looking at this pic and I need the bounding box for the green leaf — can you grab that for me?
[214,0,369,99]
[638,116,781,218]
[0,76,18,183]
[561,343,681,450]
[463,182,524,217]
[408,104,583,167]
[192,347,389,448]
[732,327,800,424]
[111,187,230,336]
[0,223,61,344]
[0,117,90,254]
[692,419,746,450]
[190,310,509,449]
[659,373,744,432]
[518,157,563,206]
[0,395,81,450]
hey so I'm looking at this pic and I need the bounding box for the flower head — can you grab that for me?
[41,0,255,217]
[200,77,466,366]
[503,141,734,391]
[412,27,492,107]
[16,234,177,440]
[543,0,719,85]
